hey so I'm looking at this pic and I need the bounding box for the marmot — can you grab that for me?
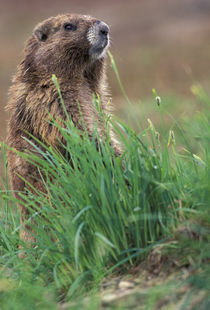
[6,14,121,247]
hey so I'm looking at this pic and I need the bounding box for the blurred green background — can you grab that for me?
[1,0,210,141]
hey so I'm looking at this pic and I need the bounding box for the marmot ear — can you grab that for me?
[34,24,50,42]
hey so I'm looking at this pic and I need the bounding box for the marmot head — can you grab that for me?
[21,14,110,82]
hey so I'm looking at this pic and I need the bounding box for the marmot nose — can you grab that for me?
[95,20,109,37]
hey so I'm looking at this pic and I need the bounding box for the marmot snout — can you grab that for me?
[87,20,110,58]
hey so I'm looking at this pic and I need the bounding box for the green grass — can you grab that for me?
[0,58,210,309]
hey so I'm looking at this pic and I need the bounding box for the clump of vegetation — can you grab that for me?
[0,57,209,309]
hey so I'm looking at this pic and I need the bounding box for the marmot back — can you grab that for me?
[6,14,121,249]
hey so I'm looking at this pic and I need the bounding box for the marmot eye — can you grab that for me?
[64,23,77,31]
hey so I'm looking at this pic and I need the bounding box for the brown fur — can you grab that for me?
[6,14,121,248]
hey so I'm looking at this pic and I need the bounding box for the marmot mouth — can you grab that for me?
[88,37,109,58]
